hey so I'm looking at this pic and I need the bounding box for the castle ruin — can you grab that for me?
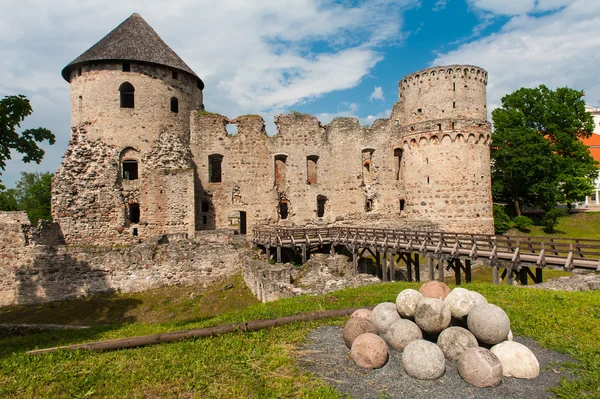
[52,13,493,246]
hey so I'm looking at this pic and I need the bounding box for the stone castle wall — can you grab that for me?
[0,212,240,307]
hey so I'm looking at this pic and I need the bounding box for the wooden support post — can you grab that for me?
[438,259,445,282]
[382,252,388,283]
[389,252,395,282]
[465,259,472,283]
[536,267,543,284]
[520,267,528,286]
[407,253,413,282]
[266,247,271,262]
[428,258,434,281]
[493,266,499,285]
[301,245,307,264]
[330,244,335,256]
[507,267,514,285]
[276,246,282,263]
[376,250,382,281]
[352,247,358,275]
[414,254,420,282]
[455,260,462,286]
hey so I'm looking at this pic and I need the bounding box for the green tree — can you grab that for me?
[0,188,18,211]
[0,95,55,188]
[14,172,53,224]
[491,85,598,215]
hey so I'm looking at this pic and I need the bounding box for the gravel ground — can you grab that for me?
[298,326,576,399]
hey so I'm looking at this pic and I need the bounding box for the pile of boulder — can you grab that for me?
[343,281,540,387]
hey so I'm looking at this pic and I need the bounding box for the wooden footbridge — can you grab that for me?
[252,227,600,285]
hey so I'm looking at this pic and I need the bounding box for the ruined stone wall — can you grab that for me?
[69,62,203,151]
[53,126,196,245]
[0,230,240,307]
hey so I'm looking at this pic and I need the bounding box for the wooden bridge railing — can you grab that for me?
[252,227,600,272]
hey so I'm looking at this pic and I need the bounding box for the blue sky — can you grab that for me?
[1,0,599,188]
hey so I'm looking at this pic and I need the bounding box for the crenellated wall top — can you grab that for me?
[399,65,488,89]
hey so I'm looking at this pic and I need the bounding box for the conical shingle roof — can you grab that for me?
[61,13,201,84]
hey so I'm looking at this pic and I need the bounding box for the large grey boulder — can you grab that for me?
[343,317,378,349]
[491,341,540,379]
[371,302,401,334]
[467,303,510,345]
[437,326,479,360]
[395,289,423,318]
[401,340,446,380]
[350,333,388,370]
[414,298,451,335]
[458,347,503,387]
[386,319,423,352]
[470,290,488,307]
[444,287,475,319]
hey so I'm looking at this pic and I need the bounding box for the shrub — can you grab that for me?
[541,208,565,233]
[512,216,533,232]
[493,205,511,234]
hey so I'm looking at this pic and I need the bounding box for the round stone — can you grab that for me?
[419,281,451,300]
[351,308,373,321]
[470,290,488,307]
[458,347,503,387]
[444,287,476,319]
[395,289,423,318]
[350,333,388,370]
[467,304,510,345]
[371,302,401,334]
[386,319,423,352]
[437,326,479,360]
[402,339,446,380]
[414,297,451,335]
[491,341,540,379]
[343,317,378,349]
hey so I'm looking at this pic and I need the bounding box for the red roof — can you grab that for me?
[582,134,600,163]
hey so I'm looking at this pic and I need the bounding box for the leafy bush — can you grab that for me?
[512,215,533,232]
[493,205,511,234]
[541,208,565,233]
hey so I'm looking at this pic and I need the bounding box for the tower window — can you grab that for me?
[122,63,130,72]
[317,195,327,218]
[122,160,138,180]
[129,203,140,224]
[307,155,319,185]
[394,148,403,181]
[274,155,287,189]
[400,199,406,212]
[170,97,179,113]
[172,70,179,80]
[77,68,82,76]
[453,102,456,109]
[279,200,289,220]
[201,201,209,212]
[208,154,223,183]
[119,82,135,108]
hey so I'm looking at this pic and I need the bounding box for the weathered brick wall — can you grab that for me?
[0,230,240,307]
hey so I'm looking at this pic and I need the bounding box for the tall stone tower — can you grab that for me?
[392,65,494,233]
[53,13,204,244]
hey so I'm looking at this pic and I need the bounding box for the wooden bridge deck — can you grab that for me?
[252,227,600,285]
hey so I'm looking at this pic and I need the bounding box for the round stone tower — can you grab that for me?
[61,13,204,151]
[392,65,493,234]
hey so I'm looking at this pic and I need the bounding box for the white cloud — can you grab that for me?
[433,0,448,11]
[369,86,385,102]
[467,0,571,16]
[434,0,600,117]
[0,0,417,187]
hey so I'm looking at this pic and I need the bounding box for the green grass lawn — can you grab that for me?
[0,277,599,398]
[507,211,600,240]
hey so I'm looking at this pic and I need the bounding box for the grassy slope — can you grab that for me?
[507,211,600,240]
[0,279,599,398]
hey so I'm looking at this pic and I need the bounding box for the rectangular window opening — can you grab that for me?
[202,215,208,224]
[132,228,138,236]
[201,201,210,212]
[453,102,456,109]
[208,155,223,183]
[122,160,138,180]
[317,196,327,218]
[123,63,131,72]
[417,108,422,113]
[129,203,140,224]
[307,155,319,185]
[172,70,179,80]
[437,124,442,131]
[365,198,373,212]
[275,155,287,188]
[400,199,406,212]
[279,200,289,220]
[394,148,403,181]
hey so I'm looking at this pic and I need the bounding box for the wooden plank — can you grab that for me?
[428,258,434,281]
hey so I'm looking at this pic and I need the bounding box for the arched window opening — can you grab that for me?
[317,195,327,218]
[394,148,403,181]
[122,160,138,180]
[129,203,140,224]
[119,82,135,108]
[170,97,179,113]
[279,199,289,220]
[208,154,223,183]
[307,155,319,185]
[274,154,287,189]
[400,199,406,213]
